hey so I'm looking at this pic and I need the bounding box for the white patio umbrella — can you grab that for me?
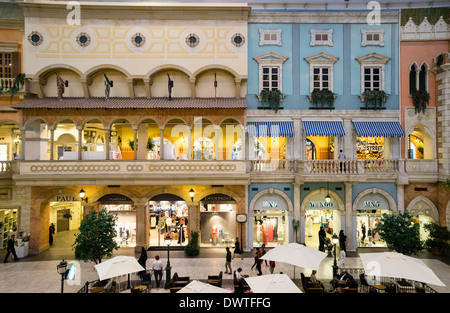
[245,274,302,293]
[260,243,328,271]
[359,252,446,287]
[177,280,232,293]
[95,255,145,281]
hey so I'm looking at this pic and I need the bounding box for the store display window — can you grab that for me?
[199,194,236,246]
[99,194,136,248]
[356,136,384,159]
[356,210,390,247]
[253,210,286,247]
[149,194,189,247]
[1,209,18,249]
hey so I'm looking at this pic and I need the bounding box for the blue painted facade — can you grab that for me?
[247,12,400,111]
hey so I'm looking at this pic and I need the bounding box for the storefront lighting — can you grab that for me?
[189,188,195,202]
[164,233,172,246]
[79,188,88,203]
[325,194,331,203]
[332,233,339,245]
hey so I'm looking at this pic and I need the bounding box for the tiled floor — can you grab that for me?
[1,230,449,293]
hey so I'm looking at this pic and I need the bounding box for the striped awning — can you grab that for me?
[353,121,405,137]
[303,121,346,137]
[247,121,294,137]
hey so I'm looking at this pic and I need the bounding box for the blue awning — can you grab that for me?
[247,121,294,137]
[353,121,405,137]
[303,121,346,137]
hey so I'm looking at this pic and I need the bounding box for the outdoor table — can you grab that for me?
[133,285,148,293]
[373,284,386,293]
[90,287,105,293]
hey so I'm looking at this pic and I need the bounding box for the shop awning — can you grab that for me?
[353,121,405,137]
[247,121,294,137]
[302,121,346,137]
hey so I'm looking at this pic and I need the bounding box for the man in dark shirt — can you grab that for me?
[225,247,232,274]
[3,235,18,263]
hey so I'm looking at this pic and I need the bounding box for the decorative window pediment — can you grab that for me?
[310,29,333,47]
[254,52,288,93]
[305,52,339,93]
[361,29,385,47]
[305,52,339,65]
[259,29,282,46]
[356,52,391,65]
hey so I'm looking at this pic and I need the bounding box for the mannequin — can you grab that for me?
[262,220,268,245]
[256,221,262,243]
[306,217,313,237]
[211,224,218,245]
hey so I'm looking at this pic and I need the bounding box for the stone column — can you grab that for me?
[344,182,355,251]
[435,56,450,175]
[187,126,192,159]
[138,124,148,160]
[214,125,220,160]
[49,129,55,161]
[397,184,405,213]
[235,78,242,99]
[293,118,301,159]
[135,203,148,251]
[144,78,151,98]
[293,183,301,243]
[189,78,196,98]
[77,128,82,160]
[188,204,198,234]
[159,128,164,160]
[133,128,138,160]
[105,129,110,160]
[20,129,25,160]
[127,78,135,98]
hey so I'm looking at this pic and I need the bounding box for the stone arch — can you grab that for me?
[146,64,193,81]
[301,187,345,213]
[35,64,85,81]
[108,117,134,131]
[23,116,49,130]
[52,117,79,130]
[81,117,107,130]
[405,122,436,159]
[84,64,132,80]
[250,188,294,212]
[352,187,397,213]
[163,117,190,130]
[89,188,140,205]
[192,64,241,81]
[141,187,190,205]
[406,195,439,222]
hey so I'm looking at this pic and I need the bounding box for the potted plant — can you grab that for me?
[309,89,336,108]
[360,90,388,109]
[258,89,285,113]
[444,179,450,191]
[423,223,450,256]
[411,89,430,114]
[184,231,200,257]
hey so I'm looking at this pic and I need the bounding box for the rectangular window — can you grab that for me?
[361,29,385,47]
[0,53,12,78]
[310,29,333,47]
[363,67,381,91]
[262,66,279,91]
[259,29,282,46]
[312,67,329,91]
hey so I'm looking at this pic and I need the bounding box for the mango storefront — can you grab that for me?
[352,188,396,248]
[249,189,293,248]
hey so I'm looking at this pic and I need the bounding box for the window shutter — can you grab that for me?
[11,52,21,77]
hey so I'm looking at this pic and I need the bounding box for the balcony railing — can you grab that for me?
[0,159,441,181]
[0,77,26,94]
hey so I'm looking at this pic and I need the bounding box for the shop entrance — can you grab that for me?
[0,209,18,249]
[305,209,341,250]
[98,194,136,248]
[49,200,83,241]
[148,194,188,247]
[199,193,236,247]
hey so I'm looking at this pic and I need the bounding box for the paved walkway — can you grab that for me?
[1,230,449,293]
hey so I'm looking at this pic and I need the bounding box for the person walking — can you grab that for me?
[269,260,276,274]
[318,227,326,252]
[225,247,232,274]
[261,244,267,266]
[233,238,243,260]
[152,255,164,288]
[339,230,347,253]
[49,223,55,246]
[137,247,148,278]
[251,249,258,270]
[3,235,18,263]
[338,149,346,172]
[255,247,263,276]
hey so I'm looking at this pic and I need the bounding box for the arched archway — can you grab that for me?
[406,195,440,241]
[0,120,21,160]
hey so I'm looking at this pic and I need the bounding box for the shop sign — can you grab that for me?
[262,201,278,208]
[364,201,380,208]
[309,201,334,208]
[54,195,78,202]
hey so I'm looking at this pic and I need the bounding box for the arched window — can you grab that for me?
[419,63,429,92]
[409,62,418,95]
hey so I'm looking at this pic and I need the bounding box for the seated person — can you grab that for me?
[310,270,318,283]
[234,268,248,293]
[344,274,357,289]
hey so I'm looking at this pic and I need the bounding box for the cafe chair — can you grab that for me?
[359,273,372,293]
[141,273,151,289]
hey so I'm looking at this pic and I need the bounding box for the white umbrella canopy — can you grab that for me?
[260,243,327,270]
[359,252,446,287]
[95,255,145,281]
[245,274,302,293]
[177,280,232,293]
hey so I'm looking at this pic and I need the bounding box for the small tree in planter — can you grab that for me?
[73,209,120,264]
[361,90,388,109]
[411,89,430,114]
[424,223,450,255]
[309,89,336,109]
[184,231,200,257]
[377,211,423,256]
[258,89,285,113]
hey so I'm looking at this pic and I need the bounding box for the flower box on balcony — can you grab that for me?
[359,90,388,110]
[307,89,336,110]
[256,89,286,113]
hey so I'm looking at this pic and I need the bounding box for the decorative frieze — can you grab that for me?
[400,16,450,41]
